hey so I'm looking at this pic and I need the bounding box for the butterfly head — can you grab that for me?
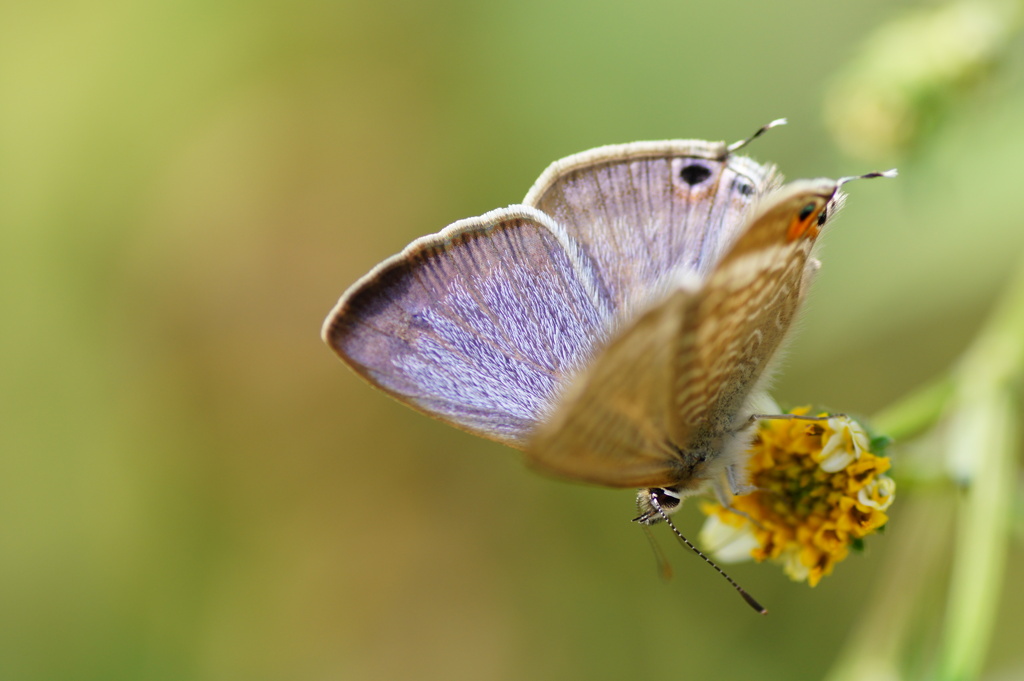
[633,486,685,525]
[779,169,897,242]
[759,178,843,243]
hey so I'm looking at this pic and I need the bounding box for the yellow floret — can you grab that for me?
[700,409,895,586]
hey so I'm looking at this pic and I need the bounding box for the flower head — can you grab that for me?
[699,409,895,586]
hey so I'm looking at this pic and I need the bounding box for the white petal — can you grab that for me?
[820,448,856,473]
[699,515,759,564]
[858,475,896,511]
[781,548,810,582]
[820,416,870,472]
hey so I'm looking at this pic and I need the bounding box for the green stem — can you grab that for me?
[938,387,1018,681]
[935,261,1024,680]
[871,377,954,443]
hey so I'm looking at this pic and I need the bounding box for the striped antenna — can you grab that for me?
[727,118,788,154]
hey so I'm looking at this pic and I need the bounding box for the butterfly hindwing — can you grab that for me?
[668,182,836,439]
[524,141,779,315]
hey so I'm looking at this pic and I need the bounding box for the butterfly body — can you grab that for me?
[324,138,846,519]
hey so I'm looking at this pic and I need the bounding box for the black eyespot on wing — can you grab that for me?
[798,202,816,222]
[817,206,828,226]
[733,179,754,196]
[680,163,712,185]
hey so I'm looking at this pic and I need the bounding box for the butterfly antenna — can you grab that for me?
[648,493,767,615]
[837,168,898,187]
[727,118,788,154]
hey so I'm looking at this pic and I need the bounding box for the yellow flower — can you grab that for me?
[699,409,895,587]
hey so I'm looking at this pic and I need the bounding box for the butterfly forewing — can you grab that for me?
[323,206,613,446]
[524,141,779,315]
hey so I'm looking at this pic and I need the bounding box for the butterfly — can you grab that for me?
[322,121,891,537]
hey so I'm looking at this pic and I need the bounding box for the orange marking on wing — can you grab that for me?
[786,212,821,242]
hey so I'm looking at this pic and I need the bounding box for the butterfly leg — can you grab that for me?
[711,475,763,528]
[726,463,757,497]
[738,412,844,431]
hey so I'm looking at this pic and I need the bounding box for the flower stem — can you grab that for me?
[938,387,1017,681]
[870,376,954,443]
[935,259,1024,680]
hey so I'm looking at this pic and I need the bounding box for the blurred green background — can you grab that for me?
[3,0,1023,679]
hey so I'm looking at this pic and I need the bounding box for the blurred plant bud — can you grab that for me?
[825,0,1022,161]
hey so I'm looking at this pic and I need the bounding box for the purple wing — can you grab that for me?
[524,140,779,315]
[322,206,613,447]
